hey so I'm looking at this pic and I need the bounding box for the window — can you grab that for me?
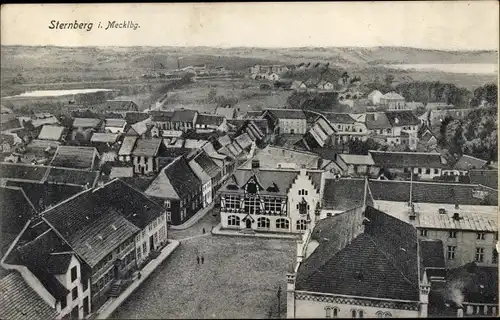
[351,309,364,318]
[82,279,88,292]
[447,246,456,260]
[298,200,308,215]
[351,310,357,318]
[228,215,240,226]
[296,220,307,231]
[425,168,431,174]
[434,168,439,174]
[475,247,484,262]
[264,198,281,214]
[384,312,392,318]
[61,297,67,309]
[276,218,289,230]
[72,287,78,300]
[70,266,77,282]
[418,168,422,174]
[257,217,270,228]
[449,231,457,238]
[477,232,486,240]
[420,229,428,237]
[244,196,260,215]
[142,242,147,254]
[327,212,332,217]
[166,211,171,222]
[225,195,241,210]
[493,249,498,264]
[325,306,339,318]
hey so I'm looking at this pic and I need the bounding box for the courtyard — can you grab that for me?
[110,213,296,319]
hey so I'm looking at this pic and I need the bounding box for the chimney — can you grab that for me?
[251,159,260,169]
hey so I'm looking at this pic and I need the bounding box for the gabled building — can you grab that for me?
[169,109,198,131]
[301,114,337,150]
[118,136,138,163]
[105,100,139,113]
[448,155,489,176]
[287,206,427,318]
[145,156,203,225]
[369,150,445,180]
[262,109,307,135]
[368,90,383,105]
[105,118,127,134]
[214,105,237,120]
[368,179,498,269]
[37,125,67,142]
[130,138,164,174]
[218,161,324,234]
[72,118,102,130]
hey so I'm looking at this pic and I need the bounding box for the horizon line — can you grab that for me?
[1,44,497,53]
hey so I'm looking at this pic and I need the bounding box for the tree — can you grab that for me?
[346,138,382,155]
[384,74,395,87]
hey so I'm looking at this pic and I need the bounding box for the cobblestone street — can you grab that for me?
[110,210,295,319]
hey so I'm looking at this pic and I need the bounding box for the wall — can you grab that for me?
[293,293,419,319]
[287,170,321,233]
[412,167,442,180]
[133,156,155,174]
[55,255,91,319]
[281,119,307,134]
[418,228,497,269]
[135,212,168,266]
[202,180,213,207]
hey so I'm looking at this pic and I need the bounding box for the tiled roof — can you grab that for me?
[323,113,355,124]
[41,181,159,267]
[0,162,49,181]
[469,169,498,190]
[105,118,126,128]
[45,167,99,187]
[322,178,366,210]
[72,117,101,128]
[184,139,206,150]
[150,110,174,122]
[145,167,179,199]
[217,135,232,147]
[453,155,488,171]
[365,112,391,129]
[130,118,152,136]
[189,159,211,183]
[234,133,253,150]
[92,179,166,229]
[368,180,498,206]
[37,125,66,141]
[0,186,37,235]
[171,109,197,123]
[339,154,375,166]
[193,152,220,179]
[417,207,497,232]
[109,167,134,179]
[385,111,420,126]
[118,136,138,156]
[90,133,120,143]
[50,146,98,169]
[264,108,306,120]
[105,100,139,111]
[165,156,202,197]
[0,271,58,320]
[369,150,444,168]
[26,139,61,150]
[296,206,419,301]
[125,111,150,125]
[419,239,445,269]
[225,169,298,196]
[196,113,224,126]
[240,146,321,170]
[131,138,162,157]
[214,107,236,120]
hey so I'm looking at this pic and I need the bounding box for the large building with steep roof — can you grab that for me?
[287,206,428,318]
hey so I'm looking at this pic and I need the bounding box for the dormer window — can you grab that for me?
[247,182,258,194]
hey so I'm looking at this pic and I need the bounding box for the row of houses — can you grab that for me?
[0,178,169,319]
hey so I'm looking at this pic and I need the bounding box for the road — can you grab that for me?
[111,211,295,319]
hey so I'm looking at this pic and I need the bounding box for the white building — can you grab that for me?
[218,160,324,234]
[368,90,383,105]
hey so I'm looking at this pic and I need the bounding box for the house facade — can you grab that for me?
[369,150,445,180]
[380,92,406,110]
[131,138,163,174]
[218,161,324,234]
[263,109,308,135]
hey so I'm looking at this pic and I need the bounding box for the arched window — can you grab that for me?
[296,219,307,231]
[257,217,270,228]
[228,215,240,226]
[276,218,289,230]
[376,311,383,318]
[325,306,339,318]
[351,310,357,318]
[383,312,392,318]
[351,309,364,318]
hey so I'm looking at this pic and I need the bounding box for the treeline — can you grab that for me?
[281,67,346,84]
[470,83,497,106]
[439,107,498,161]
[394,81,471,107]
[286,91,351,112]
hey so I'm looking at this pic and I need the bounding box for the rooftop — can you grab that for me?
[131,138,162,157]
[323,113,356,124]
[453,155,489,171]
[469,169,498,190]
[37,125,66,141]
[339,154,375,166]
[118,136,138,156]
[264,108,306,120]
[171,109,197,123]
[385,111,420,126]
[0,271,58,320]
[239,146,321,170]
[369,150,445,168]
[90,132,120,144]
[322,178,366,211]
[50,146,98,170]
[109,167,134,179]
[105,100,138,111]
[72,117,101,128]
[214,107,236,120]
[105,118,126,128]
[365,112,391,129]
[296,206,420,302]
[382,92,405,100]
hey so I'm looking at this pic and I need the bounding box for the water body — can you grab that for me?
[5,88,115,98]
[384,63,498,75]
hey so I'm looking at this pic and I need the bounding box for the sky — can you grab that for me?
[1,2,498,50]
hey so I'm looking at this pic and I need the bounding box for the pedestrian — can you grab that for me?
[196,256,200,264]
[202,227,206,234]
[201,256,204,264]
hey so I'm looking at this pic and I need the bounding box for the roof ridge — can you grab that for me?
[365,234,419,289]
